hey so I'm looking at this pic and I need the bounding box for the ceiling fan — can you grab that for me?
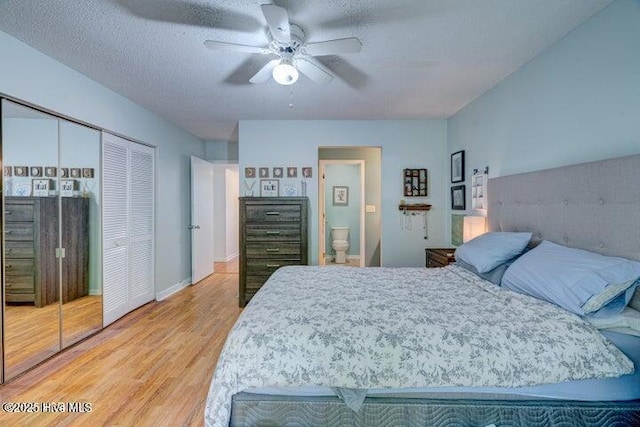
[204,3,362,85]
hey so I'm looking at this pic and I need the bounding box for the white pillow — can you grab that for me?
[585,307,640,337]
[454,232,532,273]
[502,240,640,317]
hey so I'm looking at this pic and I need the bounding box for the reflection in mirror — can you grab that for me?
[2,99,61,379]
[59,120,102,348]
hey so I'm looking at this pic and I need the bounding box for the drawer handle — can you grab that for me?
[266,231,281,235]
[6,265,12,270]
[5,230,13,234]
[266,264,280,268]
[5,211,11,215]
[266,248,280,253]
[266,211,280,216]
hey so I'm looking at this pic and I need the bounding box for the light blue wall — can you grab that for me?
[325,164,361,258]
[0,30,206,294]
[448,0,640,183]
[239,120,448,267]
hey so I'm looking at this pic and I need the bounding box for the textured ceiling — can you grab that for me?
[0,0,613,142]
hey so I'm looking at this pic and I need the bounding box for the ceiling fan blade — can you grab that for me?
[249,59,280,84]
[302,38,362,57]
[204,40,270,55]
[296,57,334,84]
[260,4,291,43]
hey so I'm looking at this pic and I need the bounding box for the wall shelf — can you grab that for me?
[471,173,488,210]
[399,203,432,212]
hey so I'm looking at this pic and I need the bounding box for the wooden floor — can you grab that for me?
[4,296,102,380]
[0,259,242,427]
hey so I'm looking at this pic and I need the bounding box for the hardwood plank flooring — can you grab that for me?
[0,259,242,427]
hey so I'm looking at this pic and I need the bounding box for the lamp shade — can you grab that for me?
[272,60,299,85]
[463,216,486,243]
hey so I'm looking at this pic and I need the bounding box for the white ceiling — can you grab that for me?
[0,0,612,142]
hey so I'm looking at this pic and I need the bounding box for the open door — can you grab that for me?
[319,159,365,267]
[191,156,215,283]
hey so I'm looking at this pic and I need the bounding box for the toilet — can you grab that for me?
[331,227,350,264]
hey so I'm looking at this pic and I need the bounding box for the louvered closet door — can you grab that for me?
[102,133,131,326]
[128,143,155,309]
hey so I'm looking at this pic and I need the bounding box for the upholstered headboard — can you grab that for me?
[487,154,640,263]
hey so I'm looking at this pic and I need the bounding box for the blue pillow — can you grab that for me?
[501,240,640,317]
[454,232,532,273]
[455,258,515,286]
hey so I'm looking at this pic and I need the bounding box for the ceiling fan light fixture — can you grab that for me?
[272,60,299,85]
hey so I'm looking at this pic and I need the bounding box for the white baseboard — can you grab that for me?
[156,277,192,301]
[214,252,239,262]
[89,290,103,296]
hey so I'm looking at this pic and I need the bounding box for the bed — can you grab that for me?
[205,154,640,427]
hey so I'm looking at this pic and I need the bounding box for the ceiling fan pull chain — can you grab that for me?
[288,87,295,109]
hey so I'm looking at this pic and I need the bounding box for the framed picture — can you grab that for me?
[451,150,465,183]
[451,185,466,210]
[260,179,279,197]
[4,166,12,176]
[259,167,269,178]
[287,167,297,178]
[32,178,53,197]
[82,168,95,178]
[403,168,427,197]
[44,166,57,177]
[302,167,313,178]
[332,186,349,206]
[70,168,82,178]
[60,179,79,197]
[14,166,28,177]
[60,167,70,178]
[30,166,43,177]
[272,167,284,178]
[244,167,256,178]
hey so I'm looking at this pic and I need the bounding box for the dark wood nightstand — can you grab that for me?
[425,248,456,268]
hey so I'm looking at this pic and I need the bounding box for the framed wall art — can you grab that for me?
[245,167,256,178]
[403,168,427,197]
[451,150,465,183]
[332,186,349,206]
[451,185,466,210]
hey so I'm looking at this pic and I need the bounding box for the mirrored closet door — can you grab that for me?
[1,99,102,380]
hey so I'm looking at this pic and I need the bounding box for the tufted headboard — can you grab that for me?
[487,154,640,263]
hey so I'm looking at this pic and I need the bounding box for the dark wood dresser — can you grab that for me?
[5,196,89,307]
[239,197,308,307]
[425,248,456,268]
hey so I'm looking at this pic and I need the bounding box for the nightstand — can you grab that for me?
[425,248,456,268]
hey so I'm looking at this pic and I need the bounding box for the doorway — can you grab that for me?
[319,160,365,266]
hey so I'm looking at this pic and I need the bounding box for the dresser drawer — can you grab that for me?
[246,242,301,258]
[5,275,35,293]
[5,202,35,222]
[246,259,302,276]
[5,258,35,275]
[5,241,35,258]
[245,204,301,222]
[245,224,301,241]
[245,275,269,293]
[5,222,35,241]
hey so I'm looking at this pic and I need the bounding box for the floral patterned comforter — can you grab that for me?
[205,265,633,427]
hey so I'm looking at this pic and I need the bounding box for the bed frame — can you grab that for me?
[229,154,640,426]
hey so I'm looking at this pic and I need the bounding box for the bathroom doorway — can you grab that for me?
[319,159,366,267]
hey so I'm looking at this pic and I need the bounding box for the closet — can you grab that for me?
[1,99,102,380]
[1,99,156,382]
[102,132,155,326]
